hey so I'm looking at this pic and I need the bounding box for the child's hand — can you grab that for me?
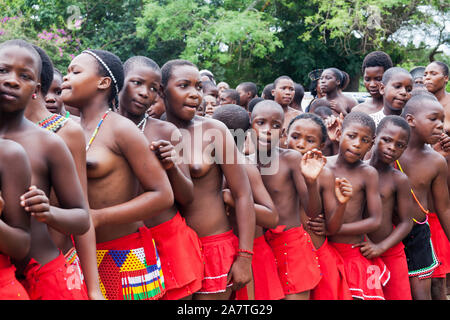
[300,149,326,183]
[150,140,178,170]
[325,113,344,142]
[227,254,252,291]
[307,214,327,236]
[335,177,353,204]
[353,239,384,259]
[20,186,51,223]
[433,133,450,157]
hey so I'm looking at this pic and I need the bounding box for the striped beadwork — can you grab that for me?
[38,114,68,133]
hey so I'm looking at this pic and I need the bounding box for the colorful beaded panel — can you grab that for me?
[38,114,68,133]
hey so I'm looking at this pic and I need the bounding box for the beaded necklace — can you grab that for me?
[37,114,68,133]
[86,109,111,152]
[137,114,149,133]
[395,159,429,224]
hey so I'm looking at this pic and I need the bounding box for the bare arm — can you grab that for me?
[431,156,450,241]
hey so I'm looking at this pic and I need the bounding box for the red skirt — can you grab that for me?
[0,254,29,300]
[380,242,412,300]
[310,238,352,300]
[265,225,322,295]
[330,242,389,300]
[428,213,450,278]
[150,212,204,299]
[21,253,88,300]
[233,235,285,300]
[197,230,238,294]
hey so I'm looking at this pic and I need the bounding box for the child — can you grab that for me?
[352,51,394,115]
[357,115,414,300]
[118,56,204,300]
[213,104,283,300]
[62,49,174,300]
[326,111,389,300]
[286,113,353,300]
[26,44,102,300]
[367,67,413,127]
[219,88,240,106]
[261,83,274,100]
[0,139,32,300]
[410,66,426,86]
[161,59,255,300]
[318,68,358,115]
[44,68,69,117]
[217,81,230,95]
[290,83,305,111]
[147,93,166,119]
[236,82,257,110]
[0,39,90,300]
[202,80,219,101]
[398,94,450,300]
[249,100,323,300]
[203,94,219,118]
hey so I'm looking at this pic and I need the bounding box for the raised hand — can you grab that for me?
[20,185,51,223]
[300,149,327,183]
[433,133,450,157]
[150,140,178,170]
[335,177,353,204]
[325,113,344,142]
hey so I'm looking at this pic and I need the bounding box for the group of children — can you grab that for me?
[0,38,449,301]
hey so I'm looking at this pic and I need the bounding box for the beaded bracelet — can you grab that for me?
[237,249,254,256]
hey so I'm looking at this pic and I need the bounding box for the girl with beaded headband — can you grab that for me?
[24,45,103,300]
[0,39,91,300]
[160,59,255,300]
[118,56,204,300]
[61,49,174,300]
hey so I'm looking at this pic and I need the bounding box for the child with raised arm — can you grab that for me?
[356,115,413,300]
[0,39,90,300]
[352,51,394,115]
[118,56,203,300]
[326,111,388,300]
[213,104,283,300]
[397,94,450,300]
[286,113,353,300]
[249,100,322,300]
[0,139,32,300]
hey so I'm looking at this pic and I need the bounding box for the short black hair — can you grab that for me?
[32,45,54,96]
[84,49,124,108]
[376,115,410,141]
[248,97,265,113]
[362,51,393,74]
[313,106,333,118]
[382,67,412,85]
[0,39,42,77]
[222,89,240,105]
[237,82,257,98]
[430,61,449,77]
[401,94,439,118]
[410,87,435,98]
[202,80,218,95]
[53,68,63,81]
[251,100,284,120]
[262,83,274,100]
[213,104,250,132]
[123,56,160,77]
[309,98,333,113]
[293,83,305,105]
[161,59,196,88]
[273,75,293,88]
[288,113,328,143]
[342,111,376,136]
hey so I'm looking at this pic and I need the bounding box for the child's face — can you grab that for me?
[424,63,448,94]
[120,65,161,117]
[147,94,165,119]
[411,101,444,145]
[339,123,374,163]
[380,73,412,111]
[164,65,202,121]
[203,87,219,100]
[287,119,324,155]
[219,92,234,105]
[45,75,63,114]
[62,53,104,108]
[251,104,284,151]
[319,70,339,94]
[374,123,408,164]
[203,94,219,118]
[363,66,384,98]
[236,85,248,106]
[272,79,295,107]
[0,45,40,114]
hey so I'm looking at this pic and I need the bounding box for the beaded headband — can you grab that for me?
[82,50,119,94]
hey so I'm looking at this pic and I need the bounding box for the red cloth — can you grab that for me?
[150,212,204,299]
[21,253,89,300]
[330,242,389,300]
[233,235,285,300]
[0,254,29,300]
[197,229,238,294]
[380,241,412,300]
[310,238,352,300]
[265,225,322,296]
[428,213,450,278]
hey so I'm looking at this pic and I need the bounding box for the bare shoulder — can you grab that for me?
[146,117,181,142]
[390,167,409,186]
[280,148,302,164]
[351,102,371,113]
[58,118,85,142]
[360,161,379,178]
[0,139,28,162]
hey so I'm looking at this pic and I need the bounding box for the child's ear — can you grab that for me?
[98,77,112,90]
[378,83,385,95]
[405,114,416,128]
[34,82,41,97]
[271,88,276,97]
